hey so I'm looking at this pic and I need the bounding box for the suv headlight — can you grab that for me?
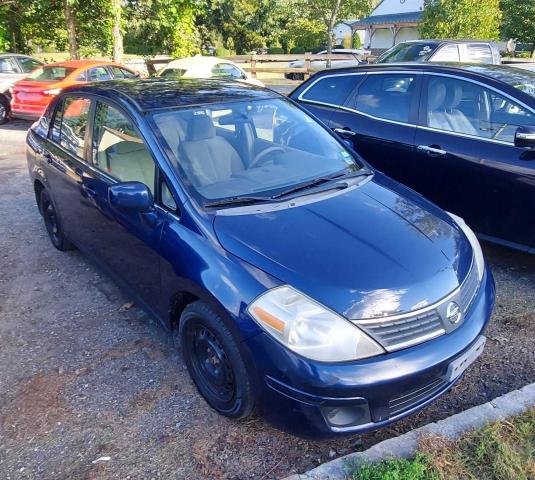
[447,212,485,280]
[248,286,384,362]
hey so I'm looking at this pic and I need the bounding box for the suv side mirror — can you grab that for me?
[108,181,154,213]
[514,126,535,148]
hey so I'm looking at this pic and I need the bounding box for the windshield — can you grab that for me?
[152,98,363,202]
[28,66,75,82]
[376,43,438,63]
[463,65,535,99]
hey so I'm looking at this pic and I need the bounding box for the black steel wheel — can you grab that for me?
[40,189,74,251]
[179,301,254,418]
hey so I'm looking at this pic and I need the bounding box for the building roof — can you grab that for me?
[352,11,423,28]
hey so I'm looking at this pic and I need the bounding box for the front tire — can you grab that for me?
[179,301,254,419]
[40,189,74,251]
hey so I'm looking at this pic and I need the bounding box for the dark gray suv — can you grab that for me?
[376,40,501,65]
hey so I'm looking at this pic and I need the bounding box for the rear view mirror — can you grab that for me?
[514,126,535,148]
[108,181,154,213]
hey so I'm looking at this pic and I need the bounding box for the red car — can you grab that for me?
[10,60,137,120]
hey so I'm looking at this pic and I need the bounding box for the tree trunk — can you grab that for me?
[64,1,79,60]
[326,0,342,67]
[111,0,123,63]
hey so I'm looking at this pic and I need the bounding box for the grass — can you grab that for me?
[348,408,535,480]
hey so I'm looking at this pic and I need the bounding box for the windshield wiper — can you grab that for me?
[204,195,273,208]
[271,169,372,200]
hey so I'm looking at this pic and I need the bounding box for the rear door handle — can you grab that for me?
[417,145,447,156]
[333,127,357,136]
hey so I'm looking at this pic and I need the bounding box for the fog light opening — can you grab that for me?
[321,403,371,429]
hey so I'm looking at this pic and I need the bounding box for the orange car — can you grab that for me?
[10,60,137,120]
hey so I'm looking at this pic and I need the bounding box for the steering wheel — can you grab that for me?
[248,146,285,169]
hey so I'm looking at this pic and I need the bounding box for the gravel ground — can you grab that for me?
[0,120,534,480]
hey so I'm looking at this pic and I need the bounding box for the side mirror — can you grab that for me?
[108,181,154,213]
[514,126,535,148]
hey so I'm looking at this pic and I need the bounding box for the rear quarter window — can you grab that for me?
[301,75,358,106]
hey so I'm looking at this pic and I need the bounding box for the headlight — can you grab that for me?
[248,286,384,362]
[447,212,485,280]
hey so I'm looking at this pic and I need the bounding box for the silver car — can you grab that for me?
[0,54,43,124]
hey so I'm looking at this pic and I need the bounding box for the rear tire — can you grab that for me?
[179,301,254,419]
[40,189,74,251]
[0,96,9,125]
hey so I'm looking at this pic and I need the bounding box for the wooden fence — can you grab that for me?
[145,53,372,79]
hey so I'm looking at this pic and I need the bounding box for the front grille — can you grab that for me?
[356,310,445,351]
[388,378,447,417]
[354,258,481,352]
[460,263,480,313]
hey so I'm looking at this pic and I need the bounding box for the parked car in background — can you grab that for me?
[0,53,43,124]
[375,40,501,65]
[291,63,535,253]
[157,55,264,87]
[27,78,494,438]
[286,49,370,81]
[10,60,137,120]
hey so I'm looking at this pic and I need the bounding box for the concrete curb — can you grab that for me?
[283,382,535,480]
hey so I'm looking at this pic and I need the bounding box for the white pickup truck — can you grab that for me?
[0,54,43,124]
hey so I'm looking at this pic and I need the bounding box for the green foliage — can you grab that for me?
[419,0,502,40]
[279,18,326,53]
[267,47,284,54]
[348,409,535,480]
[350,454,438,480]
[353,33,362,49]
[124,0,200,57]
[290,46,306,54]
[500,0,535,55]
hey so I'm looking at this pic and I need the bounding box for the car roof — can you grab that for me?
[396,39,496,45]
[0,53,41,59]
[63,77,279,112]
[44,59,118,69]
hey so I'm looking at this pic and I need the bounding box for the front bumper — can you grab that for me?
[245,268,495,438]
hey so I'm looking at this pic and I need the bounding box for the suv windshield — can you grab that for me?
[376,42,438,63]
[152,98,364,202]
[28,66,75,82]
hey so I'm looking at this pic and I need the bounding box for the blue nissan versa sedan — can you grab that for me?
[290,63,535,253]
[26,79,495,438]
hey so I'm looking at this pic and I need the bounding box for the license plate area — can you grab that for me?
[444,336,486,382]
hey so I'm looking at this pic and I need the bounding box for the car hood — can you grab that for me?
[213,176,473,319]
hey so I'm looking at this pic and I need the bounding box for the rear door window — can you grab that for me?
[87,66,112,82]
[354,74,417,123]
[301,74,359,107]
[56,96,91,159]
[0,57,18,73]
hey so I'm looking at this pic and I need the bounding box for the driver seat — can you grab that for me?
[180,114,245,187]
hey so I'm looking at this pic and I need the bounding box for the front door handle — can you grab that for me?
[333,127,357,136]
[81,183,97,197]
[417,145,447,156]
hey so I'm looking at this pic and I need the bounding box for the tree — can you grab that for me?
[64,0,78,59]
[298,0,371,55]
[501,0,535,58]
[110,0,123,62]
[419,0,502,40]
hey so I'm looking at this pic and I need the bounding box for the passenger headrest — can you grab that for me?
[443,84,463,109]
[428,80,447,111]
[187,113,216,141]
